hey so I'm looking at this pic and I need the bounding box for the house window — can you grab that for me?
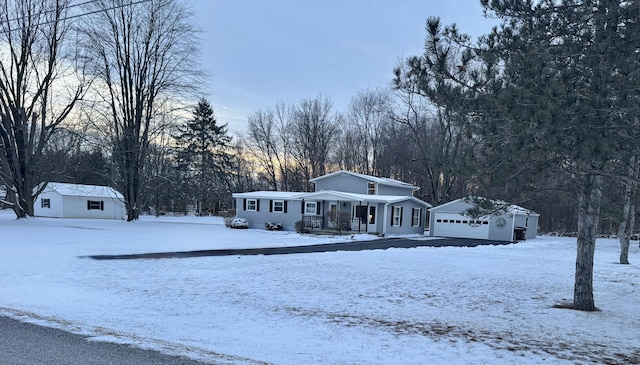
[41,198,50,208]
[368,182,376,195]
[305,201,317,215]
[412,208,422,227]
[246,199,257,211]
[392,206,402,227]
[87,200,104,210]
[272,200,285,213]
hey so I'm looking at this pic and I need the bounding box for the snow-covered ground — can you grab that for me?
[0,209,638,365]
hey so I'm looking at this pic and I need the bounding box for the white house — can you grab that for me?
[34,182,126,220]
[429,197,539,242]
[233,171,432,235]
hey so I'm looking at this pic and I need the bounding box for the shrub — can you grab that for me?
[230,217,249,229]
[223,216,234,228]
[265,222,283,231]
[295,220,309,234]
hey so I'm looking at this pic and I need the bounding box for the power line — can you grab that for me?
[4,0,102,24]
[0,0,153,31]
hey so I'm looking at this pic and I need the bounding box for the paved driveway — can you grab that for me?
[88,237,513,260]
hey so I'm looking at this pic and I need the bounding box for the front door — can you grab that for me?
[355,205,368,232]
[328,203,338,228]
[367,206,376,233]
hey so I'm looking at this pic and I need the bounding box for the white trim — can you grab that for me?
[272,200,285,213]
[411,207,421,227]
[304,201,317,215]
[246,198,257,211]
[392,206,402,227]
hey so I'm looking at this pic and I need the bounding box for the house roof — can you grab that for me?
[295,190,432,207]
[309,170,419,190]
[232,189,432,208]
[231,191,302,200]
[430,196,539,216]
[40,182,124,199]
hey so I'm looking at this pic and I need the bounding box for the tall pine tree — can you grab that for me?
[477,0,640,311]
[398,0,640,310]
[174,98,232,214]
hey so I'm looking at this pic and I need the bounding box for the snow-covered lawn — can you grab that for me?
[0,209,639,365]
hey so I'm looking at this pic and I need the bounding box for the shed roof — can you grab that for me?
[40,182,124,199]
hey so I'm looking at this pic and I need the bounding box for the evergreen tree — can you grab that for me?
[399,0,640,310]
[174,98,232,214]
[479,0,640,311]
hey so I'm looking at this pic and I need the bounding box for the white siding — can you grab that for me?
[62,196,125,219]
[34,192,64,218]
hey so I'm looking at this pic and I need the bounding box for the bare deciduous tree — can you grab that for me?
[247,108,283,190]
[82,0,200,220]
[0,0,87,218]
[289,96,340,190]
[345,88,392,175]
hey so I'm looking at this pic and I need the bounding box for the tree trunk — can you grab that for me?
[574,174,603,311]
[618,183,634,265]
[621,202,635,265]
[618,157,637,264]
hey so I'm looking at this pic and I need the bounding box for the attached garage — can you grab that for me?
[429,197,539,242]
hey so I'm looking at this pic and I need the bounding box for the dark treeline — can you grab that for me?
[39,85,625,238]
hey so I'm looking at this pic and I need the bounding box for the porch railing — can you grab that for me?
[303,215,323,230]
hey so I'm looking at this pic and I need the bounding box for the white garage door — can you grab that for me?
[433,213,490,239]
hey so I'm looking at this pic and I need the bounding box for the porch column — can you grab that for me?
[364,202,368,232]
[382,202,389,237]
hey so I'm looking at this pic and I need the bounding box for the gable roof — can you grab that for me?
[309,170,419,190]
[40,182,124,199]
[430,196,538,216]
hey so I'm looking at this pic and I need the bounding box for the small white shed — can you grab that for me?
[429,197,539,242]
[34,182,126,220]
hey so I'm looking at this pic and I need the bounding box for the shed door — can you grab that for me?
[433,213,490,239]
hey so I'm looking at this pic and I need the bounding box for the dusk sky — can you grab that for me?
[190,1,498,135]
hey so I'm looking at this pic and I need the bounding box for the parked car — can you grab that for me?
[230,217,249,229]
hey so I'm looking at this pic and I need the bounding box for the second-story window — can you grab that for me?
[368,182,376,195]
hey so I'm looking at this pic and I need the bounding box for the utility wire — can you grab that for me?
[3,0,102,24]
[0,0,152,30]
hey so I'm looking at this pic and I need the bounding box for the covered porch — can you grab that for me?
[295,191,382,234]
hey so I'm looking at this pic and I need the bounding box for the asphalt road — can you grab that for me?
[0,316,213,365]
[88,237,513,260]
